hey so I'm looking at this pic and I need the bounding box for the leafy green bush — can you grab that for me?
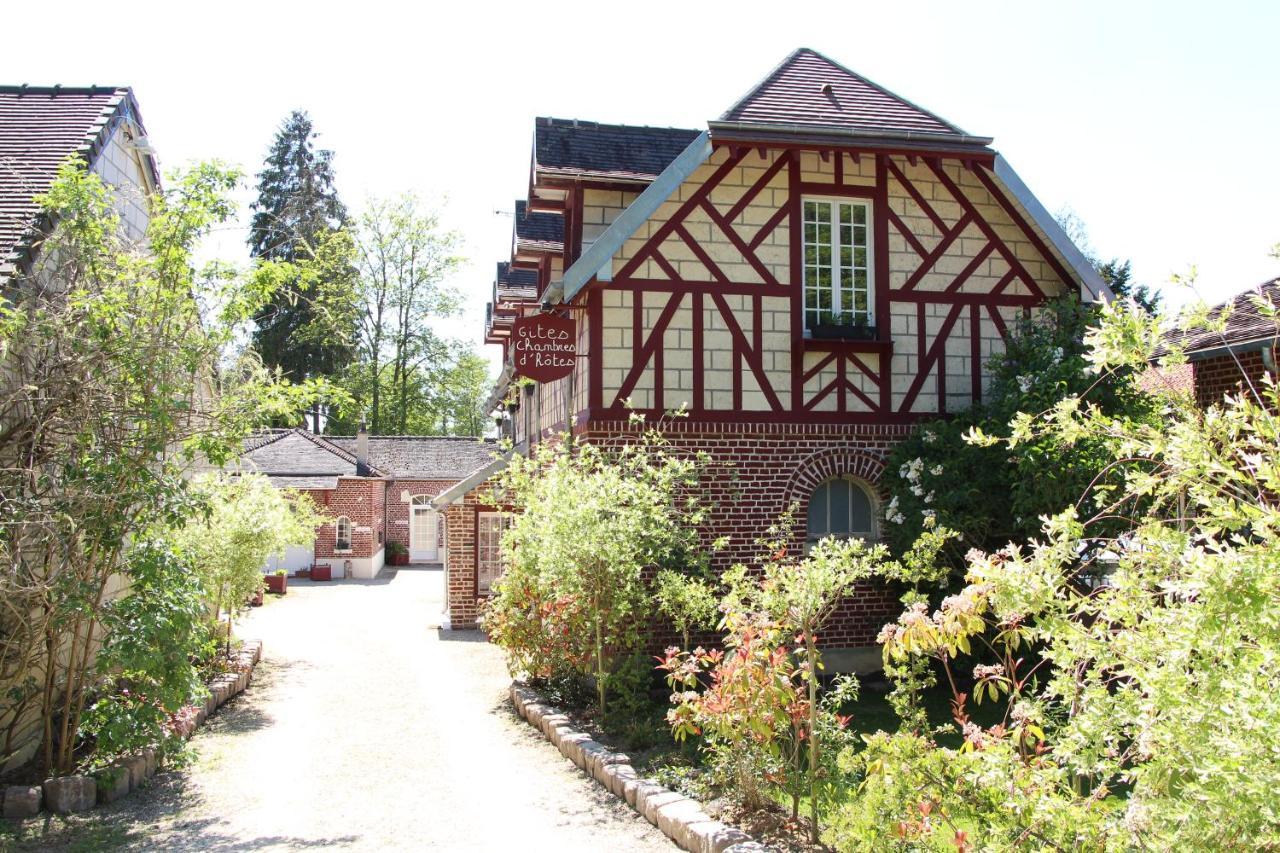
[825,298,1280,850]
[486,417,709,713]
[881,296,1158,563]
[81,541,211,764]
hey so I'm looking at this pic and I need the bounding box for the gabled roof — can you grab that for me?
[513,199,564,251]
[240,429,367,489]
[711,48,990,147]
[0,85,155,273]
[1165,277,1280,357]
[534,117,701,183]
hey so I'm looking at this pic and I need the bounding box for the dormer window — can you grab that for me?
[803,199,874,338]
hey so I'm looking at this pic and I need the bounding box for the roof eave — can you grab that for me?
[707,120,994,149]
[990,155,1112,304]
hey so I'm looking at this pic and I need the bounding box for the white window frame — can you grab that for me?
[476,512,511,596]
[806,476,878,547]
[802,197,874,333]
[335,516,352,552]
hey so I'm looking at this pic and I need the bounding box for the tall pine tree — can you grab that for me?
[249,111,356,425]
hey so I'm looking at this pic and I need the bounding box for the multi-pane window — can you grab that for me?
[803,199,872,331]
[476,512,511,595]
[335,516,352,552]
[806,477,877,548]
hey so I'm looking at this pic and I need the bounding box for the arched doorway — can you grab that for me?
[410,495,441,563]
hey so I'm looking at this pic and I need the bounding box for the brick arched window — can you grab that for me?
[335,516,352,552]
[806,476,878,547]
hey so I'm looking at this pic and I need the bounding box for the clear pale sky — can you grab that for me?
[5,0,1277,370]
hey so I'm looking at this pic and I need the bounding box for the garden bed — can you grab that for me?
[0,640,264,820]
[510,681,776,853]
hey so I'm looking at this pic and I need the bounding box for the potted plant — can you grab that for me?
[265,569,287,595]
[311,562,333,582]
[387,541,409,566]
[809,310,877,341]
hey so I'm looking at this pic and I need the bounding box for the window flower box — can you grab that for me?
[809,317,877,341]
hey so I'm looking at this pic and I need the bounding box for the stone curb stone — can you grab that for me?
[141,747,157,779]
[94,766,130,804]
[2,785,41,819]
[642,789,686,825]
[124,755,147,789]
[509,682,776,853]
[622,775,643,808]
[698,823,755,853]
[657,798,707,843]
[43,776,96,814]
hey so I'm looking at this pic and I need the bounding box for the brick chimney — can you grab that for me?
[355,421,370,476]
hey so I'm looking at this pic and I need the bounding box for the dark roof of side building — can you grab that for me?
[513,199,564,249]
[0,85,154,273]
[241,429,499,485]
[534,117,701,183]
[325,436,499,481]
[1165,277,1280,357]
[495,261,538,302]
[712,48,986,146]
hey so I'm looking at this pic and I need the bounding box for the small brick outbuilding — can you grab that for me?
[239,428,498,609]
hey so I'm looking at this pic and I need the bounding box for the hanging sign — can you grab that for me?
[511,313,576,382]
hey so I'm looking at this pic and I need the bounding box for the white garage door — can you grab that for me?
[264,545,314,576]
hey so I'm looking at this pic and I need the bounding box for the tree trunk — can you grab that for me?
[807,636,820,843]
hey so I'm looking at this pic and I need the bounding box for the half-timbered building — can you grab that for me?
[438,49,1110,658]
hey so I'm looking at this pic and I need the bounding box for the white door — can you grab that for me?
[410,505,439,562]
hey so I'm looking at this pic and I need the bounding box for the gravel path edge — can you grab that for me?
[509,682,775,853]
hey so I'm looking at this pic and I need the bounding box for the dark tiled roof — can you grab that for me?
[241,430,361,477]
[243,429,499,482]
[325,436,499,481]
[514,199,563,249]
[1167,278,1280,355]
[534,117,700,182]
[715,48,975,141]
[495,261,538,302]
[0,86,141,268]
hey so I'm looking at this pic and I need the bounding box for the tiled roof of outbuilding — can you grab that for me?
[0,86,147,270]
[326,436,499,481]
[1166,278,1280,356]
[714,48,981,143]
[513,199,564,250]
[534,117,701,183]
[242,429,499,484]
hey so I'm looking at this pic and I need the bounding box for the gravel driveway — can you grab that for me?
[15,566,672,852]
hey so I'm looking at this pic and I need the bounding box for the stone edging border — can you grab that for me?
[509,683,775,853]
[1,639,264,819]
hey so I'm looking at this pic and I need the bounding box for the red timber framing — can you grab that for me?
[583,141,1072,424]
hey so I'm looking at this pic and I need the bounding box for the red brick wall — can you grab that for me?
[313,477,382,560]
[385,479,459,550]
[581,419,913,648]
[1194,349,1274,410]
[444,482,502,629]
